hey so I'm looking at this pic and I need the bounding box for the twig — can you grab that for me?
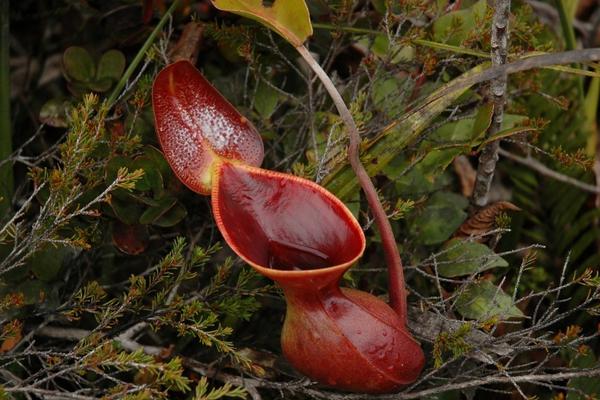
[35,326,89,341]
[498,147,600,193]
[36,325,165,356]
[388,368,600,400]
[473,0,511,206]
[3,388,96,400]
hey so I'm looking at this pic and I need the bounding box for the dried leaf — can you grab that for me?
[0,321,22,353]
[169,21,204,64]
[455,201,521,239]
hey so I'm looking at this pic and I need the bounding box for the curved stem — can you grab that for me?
[295,45,408,323]
[107,0,180,107]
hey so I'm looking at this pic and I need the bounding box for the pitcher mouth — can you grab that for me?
[211,161,366,280]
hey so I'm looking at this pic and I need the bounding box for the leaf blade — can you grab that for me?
[212,0,312,46]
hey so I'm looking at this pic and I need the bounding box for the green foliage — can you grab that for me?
[433,323,472,368]
[437,238,508,278]
[193,377,247,400]
[567,346,600,400]
[455,280,524,320]
[432,0,488,46]
[63,47,126,94]
[409,192,468,245]
[254,80,280,119]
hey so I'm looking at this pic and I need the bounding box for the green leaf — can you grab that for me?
[371,75,408,117]
[356,34,414,64]
[437,238,508,278]
[567,349,600,400]
[86,77,113,93]
[106,156,134,182]
[132,157,163,193]
[96,49,126,82]
[393,164,453,196]
[14,280,46,305]
[28,245,70,282]
[110,191,143,225]
[254,81,279,119]
[212,0,313,47]
[432,0,487,46]
[154,202,187,227]
[139,196,177,225]
[143,146,172,178]
[66,81,91,97]
[410,192,468,245]
[477,125,538,149]
[63,46,95,83]
[139,197,187,227]
[471,103,494,141]
[456,280,524,320]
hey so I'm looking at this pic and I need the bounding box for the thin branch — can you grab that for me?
[4,388,96,400]
[498,147,600,193]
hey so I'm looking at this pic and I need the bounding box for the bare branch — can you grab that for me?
[473,0,511,206]
[499,147,600,193]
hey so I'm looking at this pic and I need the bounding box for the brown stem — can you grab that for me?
[169,21,204,64]
[295,45,408,323]
[473,0,510,207]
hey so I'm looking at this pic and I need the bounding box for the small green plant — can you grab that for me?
[63,47,126,95]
